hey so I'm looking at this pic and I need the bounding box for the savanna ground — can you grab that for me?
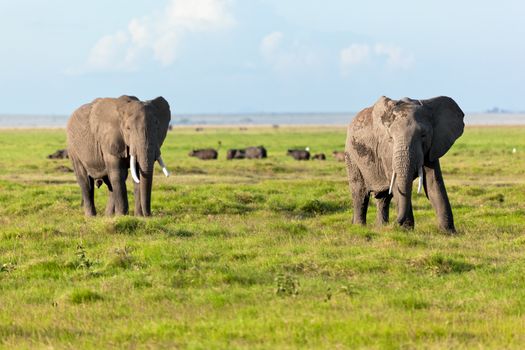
[0,125,525,349]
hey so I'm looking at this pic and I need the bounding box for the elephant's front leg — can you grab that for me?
[424,160,455,233]
[375,193,393,226]
[102,176,116,216]
[107,160,129,215]
[346,156,370,225]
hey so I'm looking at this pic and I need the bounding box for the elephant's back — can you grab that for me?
[66,102,95,146]
[66,102,102,173]
[349,107,373,132]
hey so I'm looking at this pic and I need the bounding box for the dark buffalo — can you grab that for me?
[189,149,218,160]
[227,146,267,160]
[333,151,346,162]
[287,149,310,160]
[312,153,326,160]
[227,149,246,160]
[47,149,69,159]
[245,146,267,159]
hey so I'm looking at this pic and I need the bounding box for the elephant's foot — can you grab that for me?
[397,217,414,230]
[438,223,456,234]
[375,218,389,227]
[352,216,367,226]
[84,208,96,217]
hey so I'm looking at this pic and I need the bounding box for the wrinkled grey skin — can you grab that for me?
[345,96,464,232]
[67,95,171,217]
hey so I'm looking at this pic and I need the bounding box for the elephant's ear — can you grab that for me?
[90,99,127,158]
[148,96,171,147]
[422,96,465,161]
[372,96,396,131]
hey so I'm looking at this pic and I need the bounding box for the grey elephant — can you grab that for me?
[345,96,464,232]
[67,95,171,217]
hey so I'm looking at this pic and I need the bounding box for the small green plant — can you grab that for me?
[275,273,299,297]
[110,246,136,269]
[340,284,360,297]
[75,244,94,270]
[324,287,332,302]
[0,262,16,273]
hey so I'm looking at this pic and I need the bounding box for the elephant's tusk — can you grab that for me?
[130,155,140,184]
[417,167,424,194]
[157,155,170,177]
[388,171,396,195]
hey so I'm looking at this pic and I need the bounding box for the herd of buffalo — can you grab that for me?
[49,146,346,162]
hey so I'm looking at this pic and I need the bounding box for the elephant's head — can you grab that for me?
[372,96,464,228]
[96,95,171,216]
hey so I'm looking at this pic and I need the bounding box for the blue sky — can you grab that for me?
[0,0,524,114]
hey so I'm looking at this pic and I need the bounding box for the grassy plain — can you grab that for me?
[0,125,525,349]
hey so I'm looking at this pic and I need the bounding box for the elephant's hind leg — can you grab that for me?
[375,193,393,226]
[102,176,116,216]
[346,153,369,225]
[109,172,129,215]
[352,188,370,225]
[71,159,96,216]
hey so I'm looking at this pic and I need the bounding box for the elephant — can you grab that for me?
[345,96,464,232]
[287,149,310,160]
[245,146,267,159]
[66,95,171,217]
[189,149,218,160]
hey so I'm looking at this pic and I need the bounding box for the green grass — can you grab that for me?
[0,125,525,348]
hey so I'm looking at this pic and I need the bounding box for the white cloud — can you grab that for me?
[340,42,414,75]
[260,31,284,60]
[84,0,235,72]
[374,44,414,70]
[340,44,370,74]
[260,31,319,73]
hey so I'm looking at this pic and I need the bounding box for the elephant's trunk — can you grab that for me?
[139,169,153,216]
[138,146,156,216]
[392,141,419,229]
